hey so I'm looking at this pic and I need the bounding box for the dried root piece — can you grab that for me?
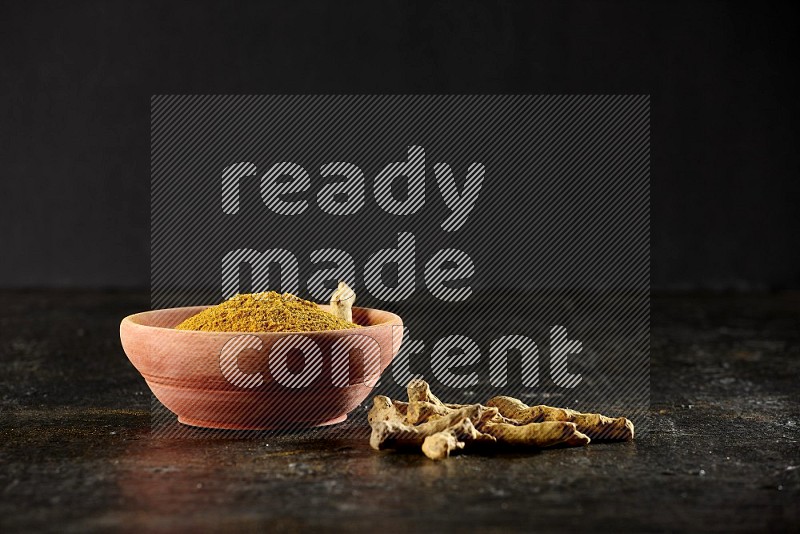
[480,420,591,448]
[367,380,633,459]
[405,379,522,426]
[407,378,445,405]
[367,395,408,426]
[422,430,464,460]
[329,281,356,323]
[421,418,498,460]
[406,379,451,424]
[369,404,494,450]
[486,396,634,441]
[407,399,451,425]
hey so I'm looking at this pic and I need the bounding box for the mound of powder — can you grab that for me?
[174,292,360,333]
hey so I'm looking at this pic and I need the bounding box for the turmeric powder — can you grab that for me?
[174,290,360,333]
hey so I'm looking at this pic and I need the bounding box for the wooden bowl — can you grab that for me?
[120,305,403,430]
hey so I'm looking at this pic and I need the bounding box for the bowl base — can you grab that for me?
[177,413,348,431]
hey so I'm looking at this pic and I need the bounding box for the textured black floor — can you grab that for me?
[0,291,798,532]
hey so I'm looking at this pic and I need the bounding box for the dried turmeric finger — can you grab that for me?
[407,399,451,425]
[329,281,356,323]
[406,379,450,424]
[486,396,634,441]
[367,395,408,426]
[406,379,500,425]
[369,404,496,450]
[367,380,632,460]
[422,418,497,460]
[479,420,590,448]
[422,430,464,460]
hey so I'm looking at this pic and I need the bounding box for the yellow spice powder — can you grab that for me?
[174,292,360,333]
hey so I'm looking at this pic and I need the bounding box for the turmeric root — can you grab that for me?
[480,420,591,448]
[404,379,532,427]
[406,379,450,424]
[407,399,450,425]
[329,281,356,323]
[407,378,445,405]
[421,418,497,460]
[369,403,495,450]
[422,430,464,460]
[367,395,408,426]
[486,396,635,441]
[367,380,633,459]
[406,379,517,425]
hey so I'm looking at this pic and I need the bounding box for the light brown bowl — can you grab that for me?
[120,305,403,430]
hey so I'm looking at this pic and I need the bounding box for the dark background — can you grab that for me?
[1,0,798,291]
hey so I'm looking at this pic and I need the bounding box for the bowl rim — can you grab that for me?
[121,304,403,336]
